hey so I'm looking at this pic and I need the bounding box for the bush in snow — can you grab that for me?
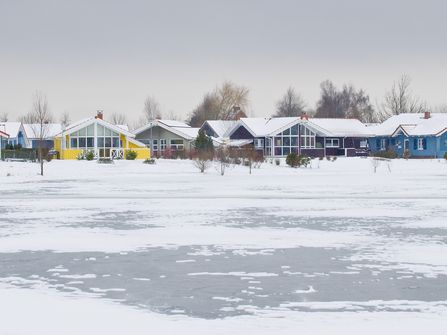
[286,153,311,168]
[125,150,137,160]
[85,150,95,161]
[373,149,397,159]
[403,149,411,160]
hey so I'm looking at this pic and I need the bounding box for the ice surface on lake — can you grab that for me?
[1,158,447,334]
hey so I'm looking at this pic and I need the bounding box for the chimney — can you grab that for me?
[95,110,103,120]
[300,112,309,120]
[424,111,431,119]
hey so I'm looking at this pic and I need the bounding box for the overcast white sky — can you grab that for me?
[1,0,446,123]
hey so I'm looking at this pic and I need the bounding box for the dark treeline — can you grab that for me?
[183,74,436,126]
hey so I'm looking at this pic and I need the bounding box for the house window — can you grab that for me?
[380,139,386,150]
[270,124,315,156]
[69,124,96,149]
[299,125,316,149]
[325,138,340,148]
[360,140,367,148]
[417,138,426,150]
[170,139,184,150]
[160,139,166,151]
[254,138,264,148]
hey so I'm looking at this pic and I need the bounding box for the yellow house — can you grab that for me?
[54,112,150,160]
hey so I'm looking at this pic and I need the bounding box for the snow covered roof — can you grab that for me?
[232,117,371,138]
[235,117,298,137]
[0,122,23,138]
[133,119,199,141]
[24,123,63,139]
[228,139,253,147]
[306,118,373,137]
[370,113,447,137]
[202,120,238,138]
[58,117,136,138]
[0,130,9,138]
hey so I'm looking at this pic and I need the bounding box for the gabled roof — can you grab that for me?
[231,117,299,137]
[133,119,199,141]
[57,117,136,138]
[24,123,63,139]
[390,125,416,137]
[229,117,371,138]
[0,130,9,138]
[0,122,23,138]
[370,113,447,137]
[306,118,373,137]
[201,120,238,138]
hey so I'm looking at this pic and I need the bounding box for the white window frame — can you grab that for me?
[360,140,367,148]
[417,138,424,150]
[325,138,340,148]
[254,138,264,148]
[169,139,184,150]
[380,139,386,150]
[160,139,167,151]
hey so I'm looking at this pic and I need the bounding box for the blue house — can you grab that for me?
[368,112,447,158]
[0,122,29,148]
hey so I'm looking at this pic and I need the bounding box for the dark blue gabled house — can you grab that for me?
[368,112,447,158]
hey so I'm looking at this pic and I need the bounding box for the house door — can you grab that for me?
[99,148,111,158]
[404,139,409,151]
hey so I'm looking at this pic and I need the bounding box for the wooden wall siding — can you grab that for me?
[230,125,254,140]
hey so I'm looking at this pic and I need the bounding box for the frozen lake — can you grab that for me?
[1,158,447,334]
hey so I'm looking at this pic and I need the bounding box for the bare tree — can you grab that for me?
[193,156,212,173]
[142,96,162,156]
[273,87,306,117]
[19,113,38,124]
[166,110,180,121]
[379,74,426,119]
[240,146,262,174]
[214,146,232,176]
[216,81,249,120]
[188,93,219,127]
[432,104,447,113]
[315,80,378,122]
[60,112,71,128]
[143,96,162,122]
[187,81,249,126]
[27,92,53,176]
[0,112,8,122]
[110,113,127,125]
[371,157,380,173]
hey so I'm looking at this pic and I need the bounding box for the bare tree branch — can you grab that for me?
[273,87,306,117]
[0,112,8,122]
[379,74,426,119]
[143,96,162,122]
[26,91,53,176]
[60,112,71,128]
[110,113,127,125]
[187,81,250,126]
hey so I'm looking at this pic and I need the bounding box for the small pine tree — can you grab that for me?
[192,130,214,173]
[194,130,214,153]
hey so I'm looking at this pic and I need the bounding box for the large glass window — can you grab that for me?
[69,124,120,150]
[271,124,316,156]
[69,124,95,149]
[96,125,120,150]
[170,139,184,150]
[325,138,340,148]
[160,139,166,151]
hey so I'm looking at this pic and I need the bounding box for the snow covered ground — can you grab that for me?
[0,157,446,334]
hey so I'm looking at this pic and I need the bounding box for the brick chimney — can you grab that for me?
[424,111,431,119]
[95,110,103,120]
